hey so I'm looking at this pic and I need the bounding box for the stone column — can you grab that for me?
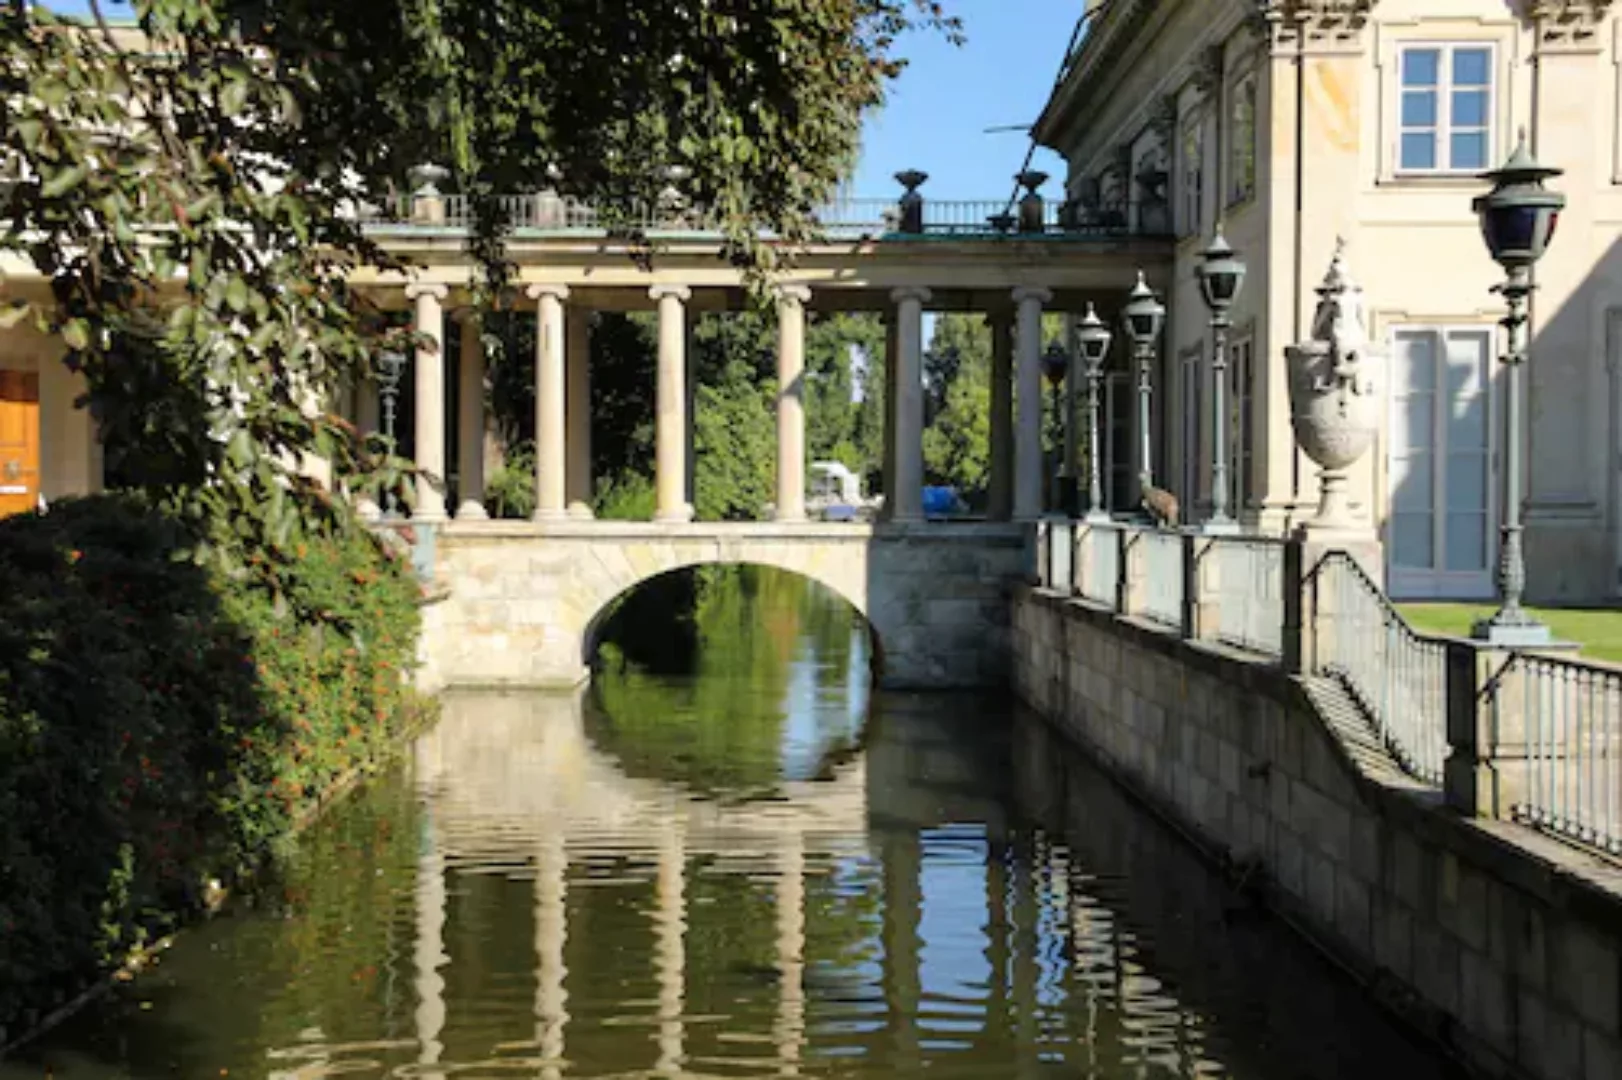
[889,286,931,524]
[565,306,594,518]
[776,285,812,522]
[987,310,1015,521]
[355,374,382,521]
[455,314,487,520]
[1012,286,1053,522]
[882,316,898,522]
[406,282,449,522]
[651,285,693,523]
[527,283,570,520]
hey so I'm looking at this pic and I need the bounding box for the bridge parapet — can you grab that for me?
[423,520,1031,691]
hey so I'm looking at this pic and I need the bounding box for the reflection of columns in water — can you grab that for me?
[413,811,448,1076]
[1011,836,1040,1075]
[654,827,688,1076]
[774,833,806,1075]
[879,831,921,1067]
[982,840,1012,1050]
[534,831,569,1079]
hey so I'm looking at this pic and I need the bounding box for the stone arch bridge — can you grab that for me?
[419,520,1029,690]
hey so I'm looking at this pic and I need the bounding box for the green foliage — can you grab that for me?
[922,314,993,504]
[0,494,423,1030]
[484,442,537,520]
[594,472,657,521]
[694,360,776,521]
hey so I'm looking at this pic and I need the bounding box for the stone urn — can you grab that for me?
[1286,241,1380,533]
[895,169,928,234]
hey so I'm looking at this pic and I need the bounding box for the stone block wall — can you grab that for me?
[424,521,1031,690]
[1012,585,1622,1080]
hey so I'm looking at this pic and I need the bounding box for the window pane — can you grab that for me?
[1451,393,1488,451]
[1403,48,1440,87]
[1452,89,1487,127]
[1395,396,1436,452]
[1393,513,1435,569]
[1394,332,1439,391]
[1392,453,1434,511]
[1402,132,1437,169]
[1402,90,1438,127]
[1445,512,1488,571]
[1453,48,1490,87]
[1451,131,1488,170]
[1445,452,1487,512]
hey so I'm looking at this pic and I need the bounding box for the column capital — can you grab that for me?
[1011,285,1053,306]
[889,285,932,305]
[404,281,449,302]
[526,283,571,302]
[649,284,692,303]
[776,283,812,306]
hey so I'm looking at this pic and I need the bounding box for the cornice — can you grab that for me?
[1513,0,1615,49]
[1253,0,1376,53]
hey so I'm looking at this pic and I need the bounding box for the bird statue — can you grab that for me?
[1141,481,1180,529]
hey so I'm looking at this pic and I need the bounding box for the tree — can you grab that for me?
[921,314,991,502]
[0,0,958,576]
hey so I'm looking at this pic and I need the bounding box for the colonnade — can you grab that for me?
[393,281,1063,525]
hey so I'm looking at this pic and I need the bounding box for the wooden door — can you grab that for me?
[0,370,40,518]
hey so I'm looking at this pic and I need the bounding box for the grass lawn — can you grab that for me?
[1398,603,1622,665]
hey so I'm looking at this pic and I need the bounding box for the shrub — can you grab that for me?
[0,493,422,1031]
[484,442,536,520]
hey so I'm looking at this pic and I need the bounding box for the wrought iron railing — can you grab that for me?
[1313,554,1447,783]
[1133,528,1183,628]
[356,192,1165,240]
[1214,537,1286,658]
[1510,653,1622,854]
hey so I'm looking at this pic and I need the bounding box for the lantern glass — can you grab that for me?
[1122,273,1165,346]
[1076,303,1111,372]
[1042,342,1068,387]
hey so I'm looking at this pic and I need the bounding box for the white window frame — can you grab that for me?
[1179,111,1206,238]
[1394,41,1496,177]
[1226,70,1258,207]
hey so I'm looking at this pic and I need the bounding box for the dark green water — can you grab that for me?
[3,567,1468,1079]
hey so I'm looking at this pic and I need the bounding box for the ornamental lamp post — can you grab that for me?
[1076,302,1113,522]
[1196,226,1247,534]
[1121,272,1165,514]
[377,349,407,518]
[1471,134,1565,647]
[1041,338,1071,514]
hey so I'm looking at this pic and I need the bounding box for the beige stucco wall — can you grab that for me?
[0,325,102,503]
[1042,0,1622,602]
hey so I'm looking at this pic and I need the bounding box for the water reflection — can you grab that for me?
[2,569,1468,1079]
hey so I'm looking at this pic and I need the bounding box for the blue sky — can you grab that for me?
[47,0,1078,201]
[851,0,1076,202]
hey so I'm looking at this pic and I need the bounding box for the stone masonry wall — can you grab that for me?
[1012,585,1622,1080]
[426,521,1030,691]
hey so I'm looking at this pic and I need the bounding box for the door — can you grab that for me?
[0,370,40,518]
[1387,327,1496,599]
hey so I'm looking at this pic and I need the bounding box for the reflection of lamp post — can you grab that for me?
[1121,272,1165,513]
[1041,339,1070,514]
[377,349,407,518]
[1470,135,1565,647]
[1196,227,1247,533]
[1076,303,1113,522]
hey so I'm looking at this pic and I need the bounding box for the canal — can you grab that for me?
[4,566,1470,1078]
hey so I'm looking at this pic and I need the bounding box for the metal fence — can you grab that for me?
[1133,528,1183,628]
[1213,537,1287,658]
[1078,522,1122,609]
[1313,554,1447,783]
[1511,653,1622,854]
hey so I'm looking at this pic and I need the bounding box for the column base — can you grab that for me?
[531,508,569,523]
[411,509,448,525]
[456,500,489,521]
[1470,613,1554,648]
[774,509,808,524]
[655,508,694,524]
[1082,509,1114,525]
[567,502,596,520]
[357,499,383,523]
[1200,518,1242,536]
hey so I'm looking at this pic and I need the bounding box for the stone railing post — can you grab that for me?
[1034,520,1051,587]
[1049,520,1074,594]
[1444,642,1525,819]
[1282,536,1306,674]
[1181,534,1219,641]
[1117,527,1146,615]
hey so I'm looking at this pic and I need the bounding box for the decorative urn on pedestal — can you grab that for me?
[1286,241,1380,537]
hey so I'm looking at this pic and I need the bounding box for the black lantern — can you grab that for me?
[1122,271,1165,346]
[1041,339,1069,388]
[1196,227,1247,312]
[1076,302,1112,374]
[1473,135,1565,271]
